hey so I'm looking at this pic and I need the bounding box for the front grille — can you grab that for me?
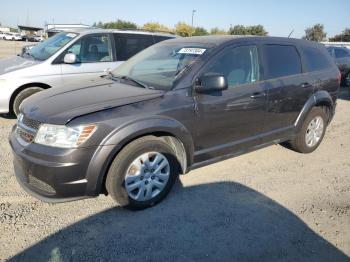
[22,115,40,130]
[16,114,40,144]
[17,128,35,143]
[27,174,56,195]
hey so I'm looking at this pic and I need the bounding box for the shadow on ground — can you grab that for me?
[9,181,349,262]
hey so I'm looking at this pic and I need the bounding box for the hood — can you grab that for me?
[0,56,40,75]
[21,79,164,125]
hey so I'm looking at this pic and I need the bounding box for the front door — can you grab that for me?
[60,33,117,86]
[193,44,267,163]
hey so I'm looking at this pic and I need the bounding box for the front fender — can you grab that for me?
[294,90,334,130]
[84,117,194,196]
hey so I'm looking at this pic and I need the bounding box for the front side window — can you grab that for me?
[26,32,78,61]
[65,34,112,63]
[112,43,209,90]
[334,48,350,58]
[263,45,301,79]
[203,45,260,88]
[114,33,154,61]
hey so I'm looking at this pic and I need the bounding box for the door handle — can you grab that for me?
[250,92,266,99]
[301,83,312,88]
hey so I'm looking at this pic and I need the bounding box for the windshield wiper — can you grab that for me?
[112,75,149,89]
[22,52,36,60]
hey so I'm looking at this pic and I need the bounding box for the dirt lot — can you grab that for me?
[0,40,349,261]
[0,40,33,59]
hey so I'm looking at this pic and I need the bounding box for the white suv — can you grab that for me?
[0,28,176,115]
[4,33,22,41]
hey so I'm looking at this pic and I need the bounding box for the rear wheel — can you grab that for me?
[106,136,179,209]
[12,87,43,116]
[289,107,328,153]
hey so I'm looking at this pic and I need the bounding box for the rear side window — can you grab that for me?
[153,35,173,44]
[263,45,301,79]
[302,46,332,72]
[334,48,350,58]
[114,33,154,61]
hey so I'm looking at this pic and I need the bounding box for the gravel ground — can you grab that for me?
[0,40,33,59]
[0,41,349,261]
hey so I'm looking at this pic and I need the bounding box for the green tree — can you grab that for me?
[193,27,209,36]
[248,25,268,36]
[303,24,327,42]
[175,22,194,37]
[142,22,172,33]
[102,19,137,30]
[229,25,247,35]
[229,24,268,36]
[329,28,350,42]
[96,21,103,28]
[210,27,227,35]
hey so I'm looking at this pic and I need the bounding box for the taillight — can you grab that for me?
[336,72,341,86]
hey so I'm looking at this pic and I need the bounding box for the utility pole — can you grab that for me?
[191,10,196,28]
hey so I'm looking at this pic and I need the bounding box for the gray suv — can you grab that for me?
[0,28,175,116]
[10,36,340,209]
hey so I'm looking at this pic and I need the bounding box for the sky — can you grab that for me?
[0,0,349,38]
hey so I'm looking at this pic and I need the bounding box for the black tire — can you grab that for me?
[289,107,328,153]
[106,136,179,209]
[12,87,43,116]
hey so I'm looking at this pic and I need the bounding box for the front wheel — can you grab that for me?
[106,136,179,209]
[289,107,328,153]
[12,87,43,116]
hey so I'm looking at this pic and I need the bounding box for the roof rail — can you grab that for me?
[106,27,176,35]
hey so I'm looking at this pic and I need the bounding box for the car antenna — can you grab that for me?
[288,29,294,38]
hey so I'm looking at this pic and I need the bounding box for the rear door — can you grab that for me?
[260,43,313,141]
[113,33,155,62]
[60,33,116,86]
[193,44,267,162]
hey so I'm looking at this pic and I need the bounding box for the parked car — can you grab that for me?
[327,46,350,86]
[4,33,22,41]
[9,36,340,209]
[0,31,6,39]
[0,28,176,115]
[20,44,37,56]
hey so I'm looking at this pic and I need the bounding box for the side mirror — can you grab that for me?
[195,73,228,93]
[63,53,77,64]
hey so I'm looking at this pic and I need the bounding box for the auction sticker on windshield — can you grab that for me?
[66,33,77,38]
[178,48,206,55]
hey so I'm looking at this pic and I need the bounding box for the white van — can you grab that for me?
[0,28,176,115]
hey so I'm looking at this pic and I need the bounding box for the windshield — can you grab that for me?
[27,32,78,61]
[112,43,209,90]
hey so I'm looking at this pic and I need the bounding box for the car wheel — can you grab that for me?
[13,87,43,116]
[106,136,179,209]
[290,107,328,153]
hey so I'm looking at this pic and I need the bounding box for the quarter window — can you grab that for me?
[302,46,332,72]
[204,45,260,88]
[263,45,301,79]
[65,34,112,63]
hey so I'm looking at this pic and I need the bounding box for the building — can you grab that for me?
[0,27,11,33]
[321,42,350,49]
[45,23,92,37]
[18,25,44,36]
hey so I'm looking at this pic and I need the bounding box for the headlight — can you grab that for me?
[34,124,96,148]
